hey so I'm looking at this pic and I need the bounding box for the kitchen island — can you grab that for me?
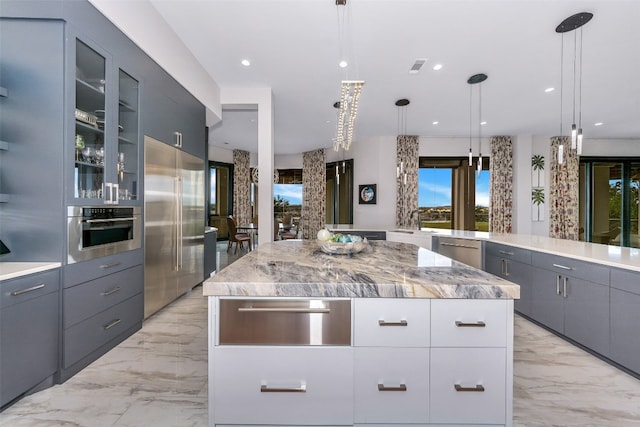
[204,239,519,427]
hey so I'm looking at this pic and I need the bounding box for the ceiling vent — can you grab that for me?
[409,58,427,74]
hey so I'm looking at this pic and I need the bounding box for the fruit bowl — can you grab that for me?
[317,235,368,255]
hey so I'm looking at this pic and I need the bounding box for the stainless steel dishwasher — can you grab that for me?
[434,236,483,269]
[218,299,351,345]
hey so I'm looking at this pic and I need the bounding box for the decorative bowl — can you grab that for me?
[317,236,368,255]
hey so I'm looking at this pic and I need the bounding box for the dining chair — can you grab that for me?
[226,216,251,254]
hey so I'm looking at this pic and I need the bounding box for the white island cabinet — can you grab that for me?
[204,240,519,427]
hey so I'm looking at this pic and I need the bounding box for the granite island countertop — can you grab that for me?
[203,239,519,299]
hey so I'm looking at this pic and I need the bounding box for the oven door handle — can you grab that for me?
[84,217,136,224]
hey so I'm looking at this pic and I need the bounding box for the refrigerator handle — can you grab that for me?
[178,176,183,270]
[174,176,180,271]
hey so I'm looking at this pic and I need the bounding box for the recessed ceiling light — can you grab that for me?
[480,121,487,125]
[241,59,251,67]
[325,120,331,124]
[545,87,555,93]
[432,121,439,125]
[433,64,443,71]
[594,122,603,126]
[339,60,348,68]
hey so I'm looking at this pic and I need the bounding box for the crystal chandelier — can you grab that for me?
[333,80,364,151]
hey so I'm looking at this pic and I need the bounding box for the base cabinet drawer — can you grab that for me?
[430,348,506,425]
[354,298,430,347]
[213,347,353,425]
[431,299,507,348]
[63,293,143,368]
[354,348,429,424]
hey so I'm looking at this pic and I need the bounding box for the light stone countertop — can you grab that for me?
[203,239,519,299]
[0,262,61,281]
[328,225,640,273]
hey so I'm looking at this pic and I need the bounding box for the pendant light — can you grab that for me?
[467,73,488,175]
[395,98,409,185]
[556,12,593,161]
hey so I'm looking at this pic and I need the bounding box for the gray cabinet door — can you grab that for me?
[610,288,640,374]
[484,250,532,317]
[530,266,565,333]
[563,277,610,357]
[1,277,59,407]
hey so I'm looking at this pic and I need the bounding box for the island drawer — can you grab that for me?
[610,267,640,295]
[354,347,429,424]
[431,299,507,348]
[531,252,609,285]
[218,298,351,346]
[354,298,430,347]
[484,241,531,264]
[430,347,507,425]
[1,269,59,309]
[213,347,353,425]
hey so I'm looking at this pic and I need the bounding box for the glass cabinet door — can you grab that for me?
[74,40,106,201]
[117,69,139,201]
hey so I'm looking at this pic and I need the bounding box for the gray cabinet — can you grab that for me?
[484,242,533,316]
[530,252,610,357]
[1,269,60,408]
[610,268,640,374]
[60,253,143,382]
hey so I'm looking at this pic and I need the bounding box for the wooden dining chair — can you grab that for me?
[226,216,251,254]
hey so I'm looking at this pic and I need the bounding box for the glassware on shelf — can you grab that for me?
[81,146,94,163]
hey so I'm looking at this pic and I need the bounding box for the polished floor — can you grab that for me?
[1,242,639,426]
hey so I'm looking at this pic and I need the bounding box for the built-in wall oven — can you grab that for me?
[67,206,141,263]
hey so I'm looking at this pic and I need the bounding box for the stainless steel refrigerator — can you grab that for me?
[144,136,205,319]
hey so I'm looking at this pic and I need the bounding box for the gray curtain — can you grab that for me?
[396,135,419,228]
[302,148,326,240]
[549,136,579,240]
[232,149,251,225]
[489,136,513,233]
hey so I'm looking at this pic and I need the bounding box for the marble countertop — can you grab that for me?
[203,240,519,299]
[328,225,640,272]
[0,262,61,282]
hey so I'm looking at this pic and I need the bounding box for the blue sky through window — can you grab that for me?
[419,168,489,207]
[274,183,303,205]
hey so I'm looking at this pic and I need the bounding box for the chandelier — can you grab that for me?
[333,80,364,151]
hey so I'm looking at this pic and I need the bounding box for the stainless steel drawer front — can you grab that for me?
[219,299,351,345]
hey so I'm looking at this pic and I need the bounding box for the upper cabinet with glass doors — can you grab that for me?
[73,38,139,205]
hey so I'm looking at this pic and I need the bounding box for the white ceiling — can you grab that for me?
[149,0,640,155]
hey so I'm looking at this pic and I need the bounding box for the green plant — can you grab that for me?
[532,188,545,205]
[531,155,545,171]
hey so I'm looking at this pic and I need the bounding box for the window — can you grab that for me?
[418,157,489,231]
[273,169,302,222]
[580,158,639,248]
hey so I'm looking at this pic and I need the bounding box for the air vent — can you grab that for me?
[409,58,427,74]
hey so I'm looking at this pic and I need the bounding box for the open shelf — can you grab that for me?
[75,160,105,169]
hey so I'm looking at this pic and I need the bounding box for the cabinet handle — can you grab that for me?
[455,320,486,327]
[500,259,505,275]
[454,384,485,392]
[10,283,45,296]
[378,383,407,392]
[552,263,573,271]
[504,259,510,276]
[563,276,568,298]
[103,319,122,330]
[378,319,408,327]
[238,307,330,314]
[260,384,306,393]
[174,131,183,148]
[112,183,119,204]
[440,242,479,249]
[499,250,514,256]
[100,262,121,269]
[101,286,121,296]
[556,275,562,295]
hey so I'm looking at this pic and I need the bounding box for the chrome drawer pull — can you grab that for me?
[455,320,486,327]
[378,319,408,326]
[101,286,122,296]
[100,262,121,269]
[552,263,573,270]
[10,283,45,296]
[441,242,479,249]
[103,319,122,330]
[455,384,485,392]
[378,383,407,392]
[260,384,306,393]
[498,250,514,256]
[238,307,330,314]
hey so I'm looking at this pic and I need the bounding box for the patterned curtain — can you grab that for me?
[302,148,326,240]
[232,149,251,225]
[396,135,419,228]
[489,136,513,233]
[549,136,580,240]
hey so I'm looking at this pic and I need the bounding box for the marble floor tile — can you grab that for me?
[1,251,639,426]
